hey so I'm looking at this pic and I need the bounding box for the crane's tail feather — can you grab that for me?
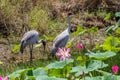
[20,41,25,53]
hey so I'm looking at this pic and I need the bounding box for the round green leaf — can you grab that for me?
[71,60,108,77]
[89,51,116,60]
[33,68,47,77]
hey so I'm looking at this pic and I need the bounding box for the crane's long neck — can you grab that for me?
[67,15,71,33]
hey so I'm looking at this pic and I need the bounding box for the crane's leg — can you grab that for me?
[29,45,33,63]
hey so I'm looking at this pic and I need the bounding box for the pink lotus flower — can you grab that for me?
[112,65,119,74]
[77,44,83,50]
[56,47,71,61]
[0,76,8,80]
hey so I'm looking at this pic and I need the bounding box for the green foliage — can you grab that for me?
[104,13,111,21]
[8,50,119,80]
[115,28,120,36]
[33,68,47,77]
[89,51,116,60]
[72,25,86,36]
[66,38,74,48]
[38,69,65,80]
[8,67,67,80]
[81,75,119,80]
[105,20,120,35]
[46,59,74,69]
[96,10,107,17]
[0,61,3,64]
[102,36,120,52]
[105,25,115,34]
[35,75,66,80]
[87,26,98,33]
[48,69,63,77]
[43,35,55,41]
[0,0,14,16]
[8,69,27,80]
[93,43,103,51]
[104,75,117,80]
[74,25,98,36]
[115,12,120,17]
[71,66,87,77]
[95,70,111,76]
[76,56,83,61]
[35,43,42,48]
[11,44,20,53]
[29,8,48,30]
[71,60,108,77]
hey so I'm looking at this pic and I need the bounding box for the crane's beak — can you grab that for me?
[42,40,46,51]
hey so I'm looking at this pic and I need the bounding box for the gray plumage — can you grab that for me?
[20,30,45,63]
[50,14,71,57]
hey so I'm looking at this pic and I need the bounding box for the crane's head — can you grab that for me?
[42,40,46,51]
[38,39,46,51]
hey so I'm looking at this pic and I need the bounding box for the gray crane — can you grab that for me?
[20,30,46,63]
[50,14,71,57]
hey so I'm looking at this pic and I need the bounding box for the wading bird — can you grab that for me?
[50,13,72,57]
[20,30,46,63]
